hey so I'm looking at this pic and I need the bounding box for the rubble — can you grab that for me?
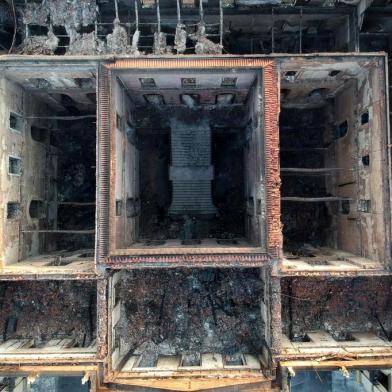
[115,269,264,359]
[0,281,96,346]
[281,277,392,340]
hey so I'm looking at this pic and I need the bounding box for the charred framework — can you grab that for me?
[0,1,391,392]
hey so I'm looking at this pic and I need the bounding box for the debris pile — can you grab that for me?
[115,269,264,364]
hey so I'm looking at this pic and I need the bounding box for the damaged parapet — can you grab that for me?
[20,0,99,55]
[22,0,97,31]
[131,30,141,55]
[106,19,128,54]
[191,23,222,55]
[169,115,217,216]
[175,24,187,54]
[14,0,223,55]
[67,31,106,56]
[18,0,140,55]
[107,18,140,55]
[20,25,59,55]
[153,32,171,55]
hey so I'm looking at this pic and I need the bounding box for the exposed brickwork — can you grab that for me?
[105,58,272,70]
[105,253,269,267]
[263,63,282,254]
[97,65,110,261]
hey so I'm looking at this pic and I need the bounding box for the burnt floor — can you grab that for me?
[0,281,96,347]
[281,276,392,341]
[114,268,265,366]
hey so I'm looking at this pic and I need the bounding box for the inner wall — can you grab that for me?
[112,70,266,249]
[280,65,389,263]
[1,75,96,265]
[281,276,392,340]
[113,268,266,366]
[0,281,97,347]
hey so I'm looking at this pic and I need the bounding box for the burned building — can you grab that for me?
[0,1,391,391]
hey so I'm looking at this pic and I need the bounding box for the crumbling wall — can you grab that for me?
[21,0,98,55]
[5,2,364,56]
[23,0,96,28]
[15,0,225,56]
[17,0,139,56]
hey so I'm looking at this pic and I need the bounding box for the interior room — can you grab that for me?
[109,69,267,254]
[279,57,391,271]
[280,276,392,356]
[110,268,271,374]
[0,280,97,359]
[0,69,96,274]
